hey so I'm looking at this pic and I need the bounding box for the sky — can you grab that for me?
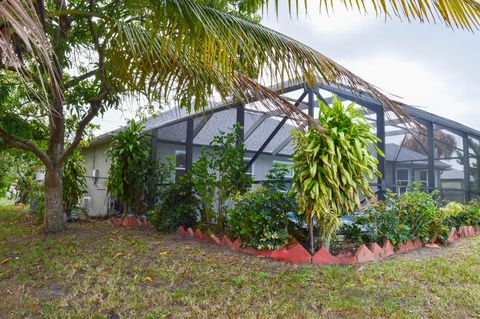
[92,2,480,134]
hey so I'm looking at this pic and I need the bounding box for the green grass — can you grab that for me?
[0,198,14,206]
[1,205,480,318]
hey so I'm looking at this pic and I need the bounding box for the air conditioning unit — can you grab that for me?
[82,196,92,209]
[34,172,45,182]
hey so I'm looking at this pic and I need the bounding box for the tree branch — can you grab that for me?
[60,0,111,164]
[0,127,52,169]
[59,89,109,163]
[64,69,98,89]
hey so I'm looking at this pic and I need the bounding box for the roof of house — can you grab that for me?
[364,143,450,168]
[88,106,458,166]
[90,106,299,156]
[87,80,480,161]
[440,168,466,181]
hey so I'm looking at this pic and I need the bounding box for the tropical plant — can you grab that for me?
[291,96,381,251]
[5,0,477,232]
[227,186,296,249]
[147,173,199,232]
[106,120,151,216]
[62,149,87,219]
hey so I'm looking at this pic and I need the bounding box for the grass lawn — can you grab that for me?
[1,205,479,318]
[0,198,14,206]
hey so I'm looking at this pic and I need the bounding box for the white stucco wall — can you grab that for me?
[82,143,110,217]
[82,141,293,217]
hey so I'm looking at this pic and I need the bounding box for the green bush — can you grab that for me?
[226,186,296,250]
[62,149,87,218]
[441,201,480,229]
[346,183,444,245]
[464,202,480,227]
[344,203,412,246]
[147,174,199,232]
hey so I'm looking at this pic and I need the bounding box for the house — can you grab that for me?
[82,107,297,216]
[381,143,450,191]
[80,81,480,216]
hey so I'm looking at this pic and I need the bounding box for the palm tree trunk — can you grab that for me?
[44,164,65,233]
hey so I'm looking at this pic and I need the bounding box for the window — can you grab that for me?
[416,169,428,188]
[175,150,186,170]
[243,157,255,179]
[273,160,294,178]
[175,150,186,179]
[396,168,410,191]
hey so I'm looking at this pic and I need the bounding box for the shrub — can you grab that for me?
[441,201,480,229]
[394,183,442,242]
[227,186,296,250]
[344,202,412,246]
[346,183,444,245]
[147,174,199,232]
[464,202,480,227]
[208,124,252,229]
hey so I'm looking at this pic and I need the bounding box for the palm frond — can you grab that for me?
[106,0,413,126]
[276,0,480,31]
[104,20,321,130]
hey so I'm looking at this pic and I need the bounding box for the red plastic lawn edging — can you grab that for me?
[110,216,151,227]
[174,225,480,265]
[107,222,475,265]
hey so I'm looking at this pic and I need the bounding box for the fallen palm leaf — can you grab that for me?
[112,253,124,260]
[0,258,11,264]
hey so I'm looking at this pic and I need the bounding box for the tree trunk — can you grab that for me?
[44,165,65,233]
[309,220,315,254]
[322,237,331,251]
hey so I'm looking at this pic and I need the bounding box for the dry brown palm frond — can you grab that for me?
[0,0,61,108]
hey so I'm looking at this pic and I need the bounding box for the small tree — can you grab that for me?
[106,120,151,216]
[209,124,252,229]
[191,148,216,225]
[291,96,381,251]
[189,125,252,230]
